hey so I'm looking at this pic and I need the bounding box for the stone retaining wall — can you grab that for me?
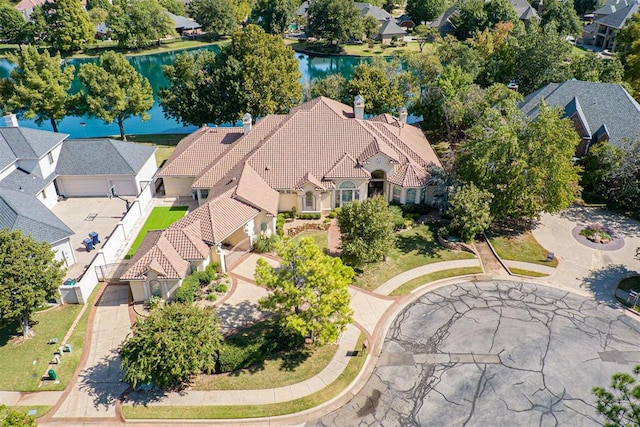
[437,235,477,255]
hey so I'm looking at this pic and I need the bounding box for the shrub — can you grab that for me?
[313,213,321,219]
[147,295,163,310]
[215,283,228,293]
[324,218,331,223]
[206,262,221,277]
[291,206,298,218]
[191,270,212,285]
[217,341,264,372]
[206,293,217,302]
[174,275,200,304]
[389,205,405,230]
[328,211,336,219]
[276,214,285,237]
[253,231,280,253]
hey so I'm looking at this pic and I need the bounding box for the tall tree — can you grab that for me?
[484,0,519,28]
[593,365,640,427]
[406,0,446,24]
[362,14,380,39]
[452,0,488,39]
[251,0,296,34]
[617,13,640,99]
[337,196,395,267]
[0,5,27,44]
[159,0,185,15]
[447,182,493,241]
[456,102,581,220]
[190,0,237,37]
[42,0,95,51]
[412,24,439,52]
[1,46,75,132]
[107,0,176,49]
[120,304,222,390]
[255,238,354,346]
[0,229,65,338]
[541,0,581,36]
[160,25,301,125]
[309,73,348,101]
[570,51,624,83]
[78,51,154,139]
[306,0,362,46]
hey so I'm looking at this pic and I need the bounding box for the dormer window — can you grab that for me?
[47,151,54,165]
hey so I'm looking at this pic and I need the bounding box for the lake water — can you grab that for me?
[0,47,365,138]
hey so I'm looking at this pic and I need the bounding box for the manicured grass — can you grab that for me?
[509,268,549,278]
[353,224,475,291]
[0,288,99,391]
[488,231,559,268]
[289,40,426,57]
[8,405,52,419]
[618,276,640,293]
[389,267,483,296]
[118,134,189,167]
[126,206,189,258]
[291,231,328,252]
[192,343,337,390]
[122,334,366,419]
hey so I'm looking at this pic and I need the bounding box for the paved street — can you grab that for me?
[310,281,640,426]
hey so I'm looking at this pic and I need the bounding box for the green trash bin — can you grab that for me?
[48,369,57,380]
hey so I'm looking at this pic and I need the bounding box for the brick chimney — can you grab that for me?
[242,113,252,134]
[354,95,365,120]
[2,114,18,127]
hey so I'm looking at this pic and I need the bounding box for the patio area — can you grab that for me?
[51,197,131,281]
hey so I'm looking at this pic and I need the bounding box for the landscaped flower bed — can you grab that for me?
[579,223,614,244]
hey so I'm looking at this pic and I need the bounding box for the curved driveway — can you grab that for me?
[309,281,640,426]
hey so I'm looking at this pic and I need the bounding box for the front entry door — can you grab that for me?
[368,181,384,197]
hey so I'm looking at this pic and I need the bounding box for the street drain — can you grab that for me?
[85,213,98,221]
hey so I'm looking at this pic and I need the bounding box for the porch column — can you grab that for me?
[216,243,227,273]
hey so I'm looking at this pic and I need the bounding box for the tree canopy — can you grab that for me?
[120,303,222,390]
[251,0,296,34]
[617,13,640,99]
[0,5,27,44]
[456,101,581,220]
[190,0,237,37]
[78,51,154,139]
[306,0,362,45]
[160,25,301,126]
[42,0,95,51]
[0,405,37,427]
[0,229,65,338]
[337,196,395,267]
[107,0,176,49]
[447,183,493,241]
[540,0,581,36]
[406,0,446,25]
[593,365,640,427]
[0,46,76,132]
[255,238,354,346]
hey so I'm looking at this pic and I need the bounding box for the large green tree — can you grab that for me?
[42,0,95,51]
[255,238,354,346]
[617,13,640,99]
[120,304,222,390]
[337,196,395,267]
[593,365,640,426]
[306,0,362,45]
[160,25,301,125]
[107,0,176,49]
[362,15,380,39]
[0,229,65,338]
[571,51,624,83]
[159,0,185,15]
[541,0,581,36]
[346,58,412,115]
[78,51,154,139]
[456,102,581,220]
[309,73,348,101]
[447,183,493,241]
[190,0,237,37]
[406,0,446,25]
[0,5,27,44]
[251,0,296,35]
[1,46,75,132]
[0,405,37,427]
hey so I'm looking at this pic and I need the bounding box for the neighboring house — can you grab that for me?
[591,2,639,51]
[167,12,202,36]
[509,0,539,22]
[355,2,408,42]
[519,80,640,156]
[127,96,442,303]
[15,0,86,20]
[397,14,416,30]
[0,115,157,266]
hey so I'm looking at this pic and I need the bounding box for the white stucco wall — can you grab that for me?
[52,238,76,268]
[163,177,195,197]
[38,144,63,179]
[134,155,158,193]
[278,193,297,212]
[36,181,58,209]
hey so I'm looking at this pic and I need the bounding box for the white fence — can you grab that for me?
[60,182,155,304]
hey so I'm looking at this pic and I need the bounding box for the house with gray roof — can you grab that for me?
[0,115,157,268]
[519,80,640,156]
[591,2,639,51]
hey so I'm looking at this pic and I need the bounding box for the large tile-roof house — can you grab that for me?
[126,96,442,302]
[519,80,640,155]
[0,115,157,267]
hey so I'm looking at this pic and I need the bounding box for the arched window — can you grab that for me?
[335,181,359,207]
[371,170,385,180]
[406,188,416,204]
[305,191,314,211]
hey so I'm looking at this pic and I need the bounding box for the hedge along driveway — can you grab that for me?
[126,206,189,258]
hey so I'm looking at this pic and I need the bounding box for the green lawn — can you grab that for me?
[0,285,99,391]
[353,224,475,291]
[192,343,337,390]
[288,40,427,57]
[118,134,189,167]
[122,334,366,419]
[389,267,483,296]
[618,276,640,293]
[291,231,328,252]
[488,231,558,268]
[126,206,189,258]
[509,268,549,278]
[7,405,52,419]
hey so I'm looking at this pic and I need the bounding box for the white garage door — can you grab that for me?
[58,176,137,197]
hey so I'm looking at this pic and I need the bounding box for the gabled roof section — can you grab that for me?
[387,162,429,187]
[168,12,201,29]
[355,2,393,21]
[295,172,326,190]
[379,18,407,36]
[595,2,639,28]
[360,138,400,163]
[369,113,402,127]
[509,0,538,20]
[163,220,209,260]
[0,187,73,244]
[234,163,279,215]
[121,230,190,280]
[56,139,156,176]
[325,153,371,179]
[565,96,592,139]
[160,127,244,177]
[0,127,67,159]
[594,0,629,15]
[0,168,55,195]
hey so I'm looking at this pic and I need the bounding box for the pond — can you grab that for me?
[0,48,366,138]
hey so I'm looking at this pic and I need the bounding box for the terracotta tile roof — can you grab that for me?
[360,138,400,164]
[324,152,371,179]
[121,230,190,280]
[234,163,279,215]
[369,113,402,127]
[170,187,259,244]
[388,162,429,187]
[295,172,326,190]
[163,220,209,260]
[159,127,244,177]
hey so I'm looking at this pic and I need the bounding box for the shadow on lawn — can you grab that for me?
[395,232,442,258]
[560,205,640,238]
